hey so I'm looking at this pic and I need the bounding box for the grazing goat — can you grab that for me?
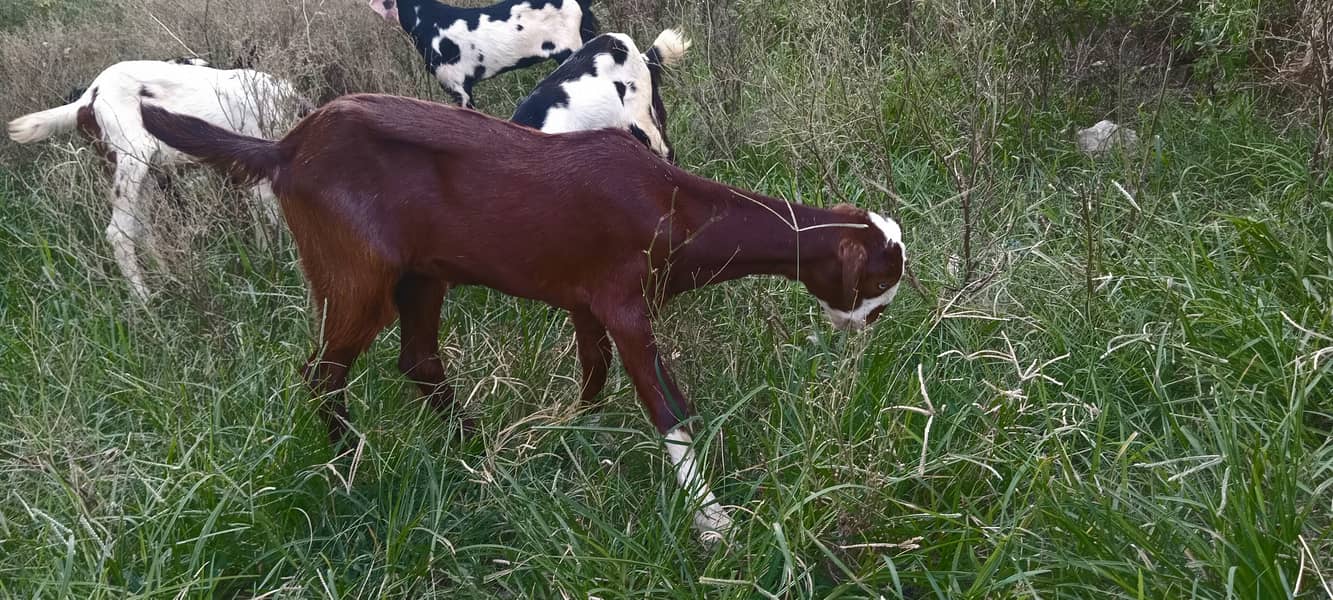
[7,60,305,301]
[369,0,598,107]
[512,29,689,160]
[140,94,906,540]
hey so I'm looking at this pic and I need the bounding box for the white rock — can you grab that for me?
[1077,120,1139,155]
[946,254,962,278]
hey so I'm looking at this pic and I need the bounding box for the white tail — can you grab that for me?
[650,28,691,68]
[8,101,84,144]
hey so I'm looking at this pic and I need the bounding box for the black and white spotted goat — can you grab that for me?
[7,59,305,302]
[370,0,598,107]
[512,29,689,160]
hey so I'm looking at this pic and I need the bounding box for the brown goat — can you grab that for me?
[139,94,906,540]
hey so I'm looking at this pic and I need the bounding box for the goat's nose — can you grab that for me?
[828,315,857,332]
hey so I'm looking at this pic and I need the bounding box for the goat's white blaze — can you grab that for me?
[821,211,905,331]
[664,430,732,539]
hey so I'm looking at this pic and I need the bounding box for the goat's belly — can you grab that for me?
[419,255,591,310]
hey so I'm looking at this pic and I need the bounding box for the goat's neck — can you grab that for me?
[659,179,861,295]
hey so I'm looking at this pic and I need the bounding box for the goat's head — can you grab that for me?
[369,0,399,23]
[804,205,906,332]
[600,33,676,161]
[628,114,672,162]
[617,66,673,161]
[639,29,690,162]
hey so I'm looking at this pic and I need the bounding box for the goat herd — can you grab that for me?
[7,0,907,542]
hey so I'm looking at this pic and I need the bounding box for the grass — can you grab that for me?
[2,0,1332,597]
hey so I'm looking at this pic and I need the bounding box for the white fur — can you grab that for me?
[540,34,667,154]
[7,60,303,301]
[372,0,586,107]
[821,212,906,331]
[648,28,689,67]
[521,30,690,159]
[7,102,80,144]
[435,3,583,106]
[665,430,733,540]
[869,211,902,247]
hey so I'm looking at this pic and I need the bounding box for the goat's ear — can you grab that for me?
[369,0,398,21]
[838,237,867,308]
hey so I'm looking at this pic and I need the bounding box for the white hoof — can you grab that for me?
[693,504,733,543]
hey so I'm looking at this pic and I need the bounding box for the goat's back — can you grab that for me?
[94,61,297,163]
[271,94,689,303]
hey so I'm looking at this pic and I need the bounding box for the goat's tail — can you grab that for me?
[140,104,282,184]
[7,93,88,144]
[645,28,690,71]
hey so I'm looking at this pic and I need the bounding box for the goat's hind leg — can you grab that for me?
[394,274,473,432]
[106,158,152,302]
[303,277,397,446]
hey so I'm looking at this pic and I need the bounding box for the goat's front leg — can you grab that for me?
[570,308,613,405]
[106,158,152,302]
[596,301,733,540]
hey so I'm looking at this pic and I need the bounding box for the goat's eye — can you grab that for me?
[877,282,891,291]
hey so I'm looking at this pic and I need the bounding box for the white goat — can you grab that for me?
[8,60,304,302]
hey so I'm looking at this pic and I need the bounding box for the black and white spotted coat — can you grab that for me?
[511,29,688,161]
[370,0,598,107]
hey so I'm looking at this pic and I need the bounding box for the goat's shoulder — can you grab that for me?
[548,128,679,187]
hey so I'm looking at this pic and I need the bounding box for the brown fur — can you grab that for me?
[140,94,904,443]
[75,89,116,174]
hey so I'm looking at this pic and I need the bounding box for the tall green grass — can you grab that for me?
[2,0,1331,597]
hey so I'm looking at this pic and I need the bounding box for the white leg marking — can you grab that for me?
[251,182,281,250]
[665,430,733,540]
[106,159,152,302]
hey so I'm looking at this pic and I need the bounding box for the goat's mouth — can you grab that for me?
[819,303,869,333]
[829,315,868,332]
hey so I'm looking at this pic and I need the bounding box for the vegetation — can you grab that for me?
[1,0,1330,597]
